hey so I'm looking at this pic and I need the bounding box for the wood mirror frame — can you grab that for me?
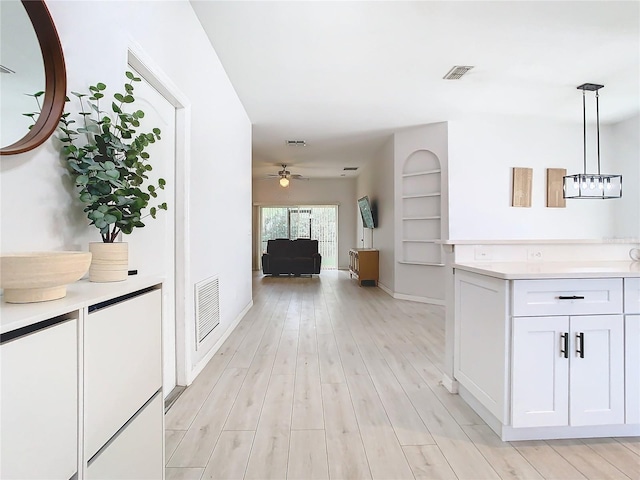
[0,0,66,156]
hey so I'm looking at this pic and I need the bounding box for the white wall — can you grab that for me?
[608,114,640,239]
[252,178,357,269]
[356,137,395,292]
[0,0,253,382]
[447,114,631,240]
[393,123,449,303]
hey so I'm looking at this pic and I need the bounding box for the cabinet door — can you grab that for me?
[512,316,569,428]
[85,289,162,459]
[624,315,639,424]
[569,315,624,426]
[1,318,78,480]
[87,393,163,479]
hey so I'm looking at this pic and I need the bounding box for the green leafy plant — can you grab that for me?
[58,71,167,242]
[23,91,45,129]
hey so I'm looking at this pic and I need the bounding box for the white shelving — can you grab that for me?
[401,151,442,265]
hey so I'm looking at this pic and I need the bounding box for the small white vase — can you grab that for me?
[89,242,128,282]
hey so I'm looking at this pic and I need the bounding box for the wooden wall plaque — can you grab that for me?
[512,167,533,207]
[547,168,566,208]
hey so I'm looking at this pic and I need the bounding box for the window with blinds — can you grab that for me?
[260,205,338,269]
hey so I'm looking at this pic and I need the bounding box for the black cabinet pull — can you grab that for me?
[560,332,569,358]
[576,332,585,358]
[558,295,585,300]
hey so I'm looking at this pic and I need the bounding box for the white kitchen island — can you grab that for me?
[453,260,640,441]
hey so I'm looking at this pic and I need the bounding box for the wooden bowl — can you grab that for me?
[1,252,92,303]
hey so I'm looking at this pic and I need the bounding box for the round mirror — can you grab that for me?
[0,0,66,155]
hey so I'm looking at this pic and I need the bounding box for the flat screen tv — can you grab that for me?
[357,196,376,229]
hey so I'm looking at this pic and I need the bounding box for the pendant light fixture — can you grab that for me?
[563,83,622,199]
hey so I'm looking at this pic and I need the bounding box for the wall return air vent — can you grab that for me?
[194,276,220,348]
[443,65,474,80]
[286,140,306,147]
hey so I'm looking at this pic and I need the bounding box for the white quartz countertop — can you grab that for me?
[0,275,164,335]
[453,261,640,280]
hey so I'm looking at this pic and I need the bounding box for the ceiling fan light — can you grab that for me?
[279,177,290,187]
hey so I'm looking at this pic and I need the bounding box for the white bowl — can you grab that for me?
[0,252,92,303]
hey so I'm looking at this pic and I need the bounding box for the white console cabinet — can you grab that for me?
[0,277,164,480]
[454,267,639,441]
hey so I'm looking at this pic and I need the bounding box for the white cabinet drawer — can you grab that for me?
[512,278,623,316]
[624,278,640,314]
[85,288,162,459]
[87,393,163,479]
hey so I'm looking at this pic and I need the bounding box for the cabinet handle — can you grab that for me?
[576,332,585,358]
[560,332,569,358]
[558,295,585,300]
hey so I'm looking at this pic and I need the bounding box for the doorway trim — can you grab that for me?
[127,43,192,388]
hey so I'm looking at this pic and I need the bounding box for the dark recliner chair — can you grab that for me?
[262,238,322,276]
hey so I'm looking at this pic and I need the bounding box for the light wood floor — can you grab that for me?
[165,271,639,480]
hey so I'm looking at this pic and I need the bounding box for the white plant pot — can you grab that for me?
[89,242,128,282]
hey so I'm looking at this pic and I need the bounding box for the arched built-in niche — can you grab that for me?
[400,149,442,265]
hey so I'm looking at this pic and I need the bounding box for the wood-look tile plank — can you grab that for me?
[298,321,318,354]
[272,328,299,375]
[512,440,588,480]
[201,430,254,480]
[334,330,369,376]
[287,430,330,480]
[166,429,186,464]
[402,445,457,480]
[403,381,500,480]
[318,333,346,384]
[580,438,640,479]
[368,367,434,446]
[168,368,246,467]
[462,424,543,479]
[613,437,640,457]
[292,352,324,430]
[165,467,205,480]
[165,353,233,430]
[244,375,295,479]
[321,383,372,480]
[224,354,275,431]
[401,347,483,426]
[346,375,415,479]
[547,439,632,479]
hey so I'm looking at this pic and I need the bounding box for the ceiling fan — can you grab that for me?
[266,164,306,187]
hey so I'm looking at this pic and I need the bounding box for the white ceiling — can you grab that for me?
[190,1,640,180]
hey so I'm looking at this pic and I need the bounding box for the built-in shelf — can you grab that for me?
[401,151,443,265]
[402,216,441,221]
[398,261,445,266]
[401,193,441,199]
[402,169,441,178]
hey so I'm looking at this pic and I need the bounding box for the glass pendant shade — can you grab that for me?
[279,176,290,187]
[563,173,622,199]
[563,83,622,199]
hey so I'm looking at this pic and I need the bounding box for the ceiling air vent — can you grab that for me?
[286,140,306,147]
[343,167,358,171]
[443,65,474,80]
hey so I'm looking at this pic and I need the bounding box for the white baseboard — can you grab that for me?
[377,282,393,297]
[187,299,253,384]
[376,282,445,306]
[394,292,445,306]
[441,373,459,394]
